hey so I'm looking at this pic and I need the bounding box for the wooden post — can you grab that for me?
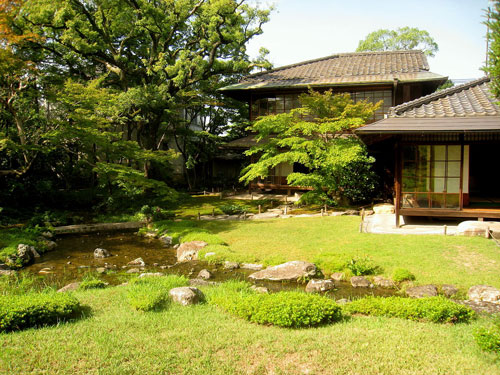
[219,192,223,199]
[198,212,201,220]
[212,208,215,217]
[394,141,401,228]
[444,225,447,236]
[258,205,262,214]
[359,222,363,233]
[251,192,254,200]
[284,206,288,215]
[361,208,365,222]
[243,211,247,220]
[271,201,273,208]
[203,190,206,196]
[486,226,490,239]
[324,204,327,214]
[285,195,288,204]
[321,208,324,217]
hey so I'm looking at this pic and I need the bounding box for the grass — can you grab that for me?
[170,195,277,219]
[152,216,500,289]
[0,284,499,375]
[0,227,42,265]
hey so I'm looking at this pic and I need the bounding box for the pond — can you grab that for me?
[23,232,396,300]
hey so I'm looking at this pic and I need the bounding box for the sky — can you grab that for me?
[246,0,491,80]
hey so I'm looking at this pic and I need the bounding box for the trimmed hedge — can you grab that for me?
[343,296,475,324]
[79,279,107,290]
[127,275,188,312]
[392,268,416,282]
[208,282,343,328]
[0,292,81,332]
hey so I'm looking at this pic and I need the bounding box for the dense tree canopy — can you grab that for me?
[240,90,379,205]
[0,0,271,208]
[356,27,439,57]
[486,1,500,97]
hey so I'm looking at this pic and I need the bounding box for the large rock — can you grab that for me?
[456,221,500,237]
[188,278,217,287]
[127,257,145,266]
[305,279,335,293]
[350,276,373,288]
[43,240,57,252]
[176,241,208,262]
[17,244,35,263]
[441,284,459,298]
[57,282,81,293]
[197,269,212,279]
[248,261,319,281]
[406,285,438,298]
[373,276,396,289]
[331,272,345,281]
[468,285,500,303]
[373,203,395,215]
[240,263,264,271]
[169,287,204,306]
[159,235,173,246]
[223,261,239,270]
[94,248,112,258]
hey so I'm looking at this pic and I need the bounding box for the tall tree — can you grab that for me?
[485,1,500,97]
[1,0,271,201]
[240,90,379,205]
[356,27,439,57]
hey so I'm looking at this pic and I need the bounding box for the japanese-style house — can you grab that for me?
[355,76,500,225]
[220,50,447,192]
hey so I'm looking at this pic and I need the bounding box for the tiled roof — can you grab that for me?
[220,50,446,92]
[389,77,500,118]
[356,77,500,134]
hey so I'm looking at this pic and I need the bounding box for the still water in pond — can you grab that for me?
[24,232,395,299]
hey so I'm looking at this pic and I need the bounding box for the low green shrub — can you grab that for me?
[208,282,343,328]
[0,292,81,332]
[343,296,475,324]
[474,316,500,354]
[127,275,188,312]
[78,279,108,290]
[345,257,379,276]
[219,204,246,215]
[392,268,416,282]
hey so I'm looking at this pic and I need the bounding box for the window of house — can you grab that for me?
[401,145,465,209]
[251,90,392,121]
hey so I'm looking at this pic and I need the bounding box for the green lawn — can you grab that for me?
[156,216,500,290]
[0,286,498,375]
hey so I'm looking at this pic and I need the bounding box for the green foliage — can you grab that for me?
[356,27,439,57]
[345,257,379,276]
[0,292,81,332]
[78,278,108,291]
[241,91,378,205]
[219,204,247,215]
[139,205,174,222]
[392,268,416,282]
[344,296,475,324]
[127,275,188,312]
[474,316,500,354]
[208,282,343,328]
[486,3,500,98]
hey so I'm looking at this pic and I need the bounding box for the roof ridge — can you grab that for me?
[244,50,426,80]
[390,76,491,116]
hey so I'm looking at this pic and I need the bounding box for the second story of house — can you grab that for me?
[220,50,447,122]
